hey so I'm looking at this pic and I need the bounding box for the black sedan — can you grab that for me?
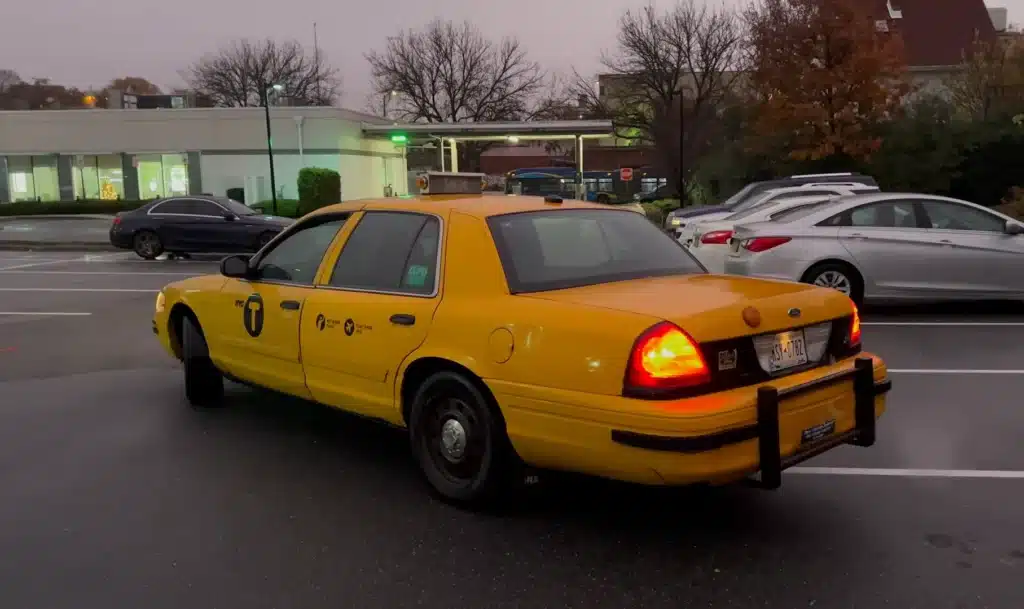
[109,196,294,259]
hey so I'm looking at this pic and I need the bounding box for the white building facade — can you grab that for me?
[0,107,408,204]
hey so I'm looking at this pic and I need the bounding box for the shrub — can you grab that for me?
[640,203,665,225]
[251,198,301,218]
[0,199,149,217]
[995,186,1024,220]
[297,167,342,216]
[226,187,245,203]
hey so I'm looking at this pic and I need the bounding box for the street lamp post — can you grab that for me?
[676,88,686,206]
[382,90,397,118]
[263,83,284,215]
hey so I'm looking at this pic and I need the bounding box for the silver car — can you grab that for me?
[723,192,1024,304]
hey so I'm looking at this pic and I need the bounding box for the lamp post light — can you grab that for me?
[382,90,398,118]
[263,83,284,215]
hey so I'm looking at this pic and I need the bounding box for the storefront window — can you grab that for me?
[73,155,124,200]
[7,156,35,201]
[135,153,189,199]
[97,155,124,200]
[32,156,59,201]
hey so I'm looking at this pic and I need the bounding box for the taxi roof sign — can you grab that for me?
[417,171,486,195]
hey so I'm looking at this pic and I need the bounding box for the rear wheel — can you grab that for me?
[595,193,611,204]
[803,262,864,306]
[133,230,163,259]
[408,371,513,508]
[181,316,224,408]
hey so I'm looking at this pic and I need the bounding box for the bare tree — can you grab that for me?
[184,39,341,107]
[947,29,1024,122]
[366,20,546,123]
[572,2,744,200]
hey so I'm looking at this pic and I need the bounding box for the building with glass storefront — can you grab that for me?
[0,107,408,204]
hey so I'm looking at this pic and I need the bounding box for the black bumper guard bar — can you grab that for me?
[610,357,891,490]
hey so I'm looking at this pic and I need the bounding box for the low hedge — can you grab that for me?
[639,203,666,225]
[251,198,301,218]
[0,199,150,217]
[297,168,342,216]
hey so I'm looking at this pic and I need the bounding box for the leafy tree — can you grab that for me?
[184,38,340,107]
[947,29,1024,122]
[744,0,909,162]
[573,2,744,199]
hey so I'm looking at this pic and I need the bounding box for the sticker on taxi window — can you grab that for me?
[405,265,429,287]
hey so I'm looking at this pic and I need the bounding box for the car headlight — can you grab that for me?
[155,290,166,313]
[670,217,684,226]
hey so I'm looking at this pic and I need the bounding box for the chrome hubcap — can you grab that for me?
[813,271,851,295]
[440,419,467,462]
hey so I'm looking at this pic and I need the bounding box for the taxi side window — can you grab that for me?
[255,218,348,285]
[329,211,440,295]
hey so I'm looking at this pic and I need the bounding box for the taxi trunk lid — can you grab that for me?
[523,274,860,384]
[522,274,851,343]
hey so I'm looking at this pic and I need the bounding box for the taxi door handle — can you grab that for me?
[280,300,300,310]
[390,314,416,326]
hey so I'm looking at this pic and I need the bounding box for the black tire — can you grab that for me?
[256,231,276,249]
[595,194,611,204]
[181,316,224,408]
[408,371,513,507]
[803,261,864,307]
[133,230,164,260]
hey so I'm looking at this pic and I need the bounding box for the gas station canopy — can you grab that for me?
[361,119,614,142]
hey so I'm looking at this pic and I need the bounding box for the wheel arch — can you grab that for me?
[397,353,503,429]
[167,300,201,361]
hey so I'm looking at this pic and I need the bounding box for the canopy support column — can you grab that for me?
[449,138,459,172]
[575,135,585,200]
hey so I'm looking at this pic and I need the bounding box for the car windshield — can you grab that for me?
[727,196,831,222]
[769,200,838,222]
[487,208,705,293]
[220,199,259,216]
[718,183,758,208]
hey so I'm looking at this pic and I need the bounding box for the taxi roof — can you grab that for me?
[308,194,621,220]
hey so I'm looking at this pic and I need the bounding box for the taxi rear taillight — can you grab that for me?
[700,230,733,245]
[625,322,710,395]
[741,236,791,252]
[849,303,862,347]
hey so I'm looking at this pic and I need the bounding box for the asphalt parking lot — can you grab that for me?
[1,250,1022,609]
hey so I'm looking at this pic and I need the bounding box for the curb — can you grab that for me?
[0,241,118,252]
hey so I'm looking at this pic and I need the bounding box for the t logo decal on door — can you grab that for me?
[243,294,264,337]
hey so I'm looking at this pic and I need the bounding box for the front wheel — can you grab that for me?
[181,316,224,408]
[408,371,513,508]
[133,230,163,259]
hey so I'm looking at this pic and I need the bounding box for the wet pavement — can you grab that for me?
[0,216,115,249]
[0,251,1022,609]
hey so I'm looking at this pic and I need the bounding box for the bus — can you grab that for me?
[504,166,668,203]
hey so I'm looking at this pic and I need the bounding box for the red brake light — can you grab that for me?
[742,236,791,252]
[112,216,122,225]
[626,322,710,392]
[700,230,733,245]
[849,303,862,347]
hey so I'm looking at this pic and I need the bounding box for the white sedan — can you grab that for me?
[681,195,836,273]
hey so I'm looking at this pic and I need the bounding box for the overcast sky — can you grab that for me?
[4,0,1021,110]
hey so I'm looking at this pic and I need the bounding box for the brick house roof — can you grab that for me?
[873,0,997,67]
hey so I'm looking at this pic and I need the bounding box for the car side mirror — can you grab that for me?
[223,213,238,221]
[1005,220,1024,235]
[220,254,252,279]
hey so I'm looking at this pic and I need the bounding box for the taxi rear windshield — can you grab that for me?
[487,208,705,293]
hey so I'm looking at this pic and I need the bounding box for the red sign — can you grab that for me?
[620,167,634,181]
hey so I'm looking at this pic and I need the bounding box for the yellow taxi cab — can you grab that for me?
[152,171,891,506]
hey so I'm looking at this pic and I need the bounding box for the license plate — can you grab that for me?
[801,419,836,445]
[768,330,808,372]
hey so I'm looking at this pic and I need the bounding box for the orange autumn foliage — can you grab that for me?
[745,0,910,161]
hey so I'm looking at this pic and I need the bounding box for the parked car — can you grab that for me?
[667,181,879,236]
[681,195,837,273]
[723,192,1024,305]
[109,196,294,259]
[664,173,879,231]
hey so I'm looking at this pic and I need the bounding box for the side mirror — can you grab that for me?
[220,254,252,279]
[1005,220,1024,235]
[223,213,238,221]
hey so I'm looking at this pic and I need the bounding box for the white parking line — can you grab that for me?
[0,259,80,271]
[0,288,156,293]
[889,369,1024,374]
[790,467,1024,479]
[0,312,92,316]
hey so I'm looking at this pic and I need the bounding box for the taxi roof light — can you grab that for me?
[625,322,710,393]
[417,171,486,196]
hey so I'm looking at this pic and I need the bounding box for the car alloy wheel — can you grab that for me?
[812,270,852,295]
[133,231,163,259]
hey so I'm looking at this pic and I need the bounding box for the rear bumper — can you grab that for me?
[109,229,133,249]
[610,357,887,489]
